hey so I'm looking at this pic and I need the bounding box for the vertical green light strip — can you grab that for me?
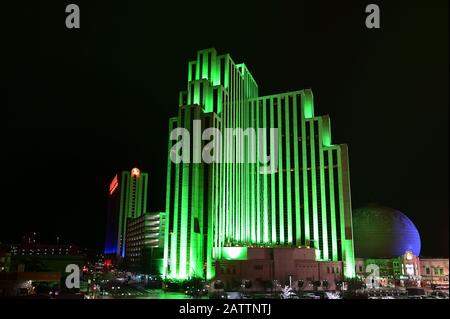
[328,149,338,261]
[250,100,256,242]
[202,51,208,79]
[277,96,285,244]
[292,94,301,245]
[207,138,216,279]
[303,89,314,119]
[237,66,241,243]
[214,115,221,256]
[262,98,269,244]
[225,75,230,243]
[339,145,355,278]
[237,66,241,242]
[230,61,234,241]
[219,100,225,254]
[231,65,235,241]
[246,98,251,243]
[256,99,261,243]
[224,70,229,242]
[188,61,195,82]
[336,147,347,274]
[233,65,237,241]
[301,95,310,244]
[179,109,191,278]
[190,108,200,278]
[318,119,329,260]
[310,120,319,251]
[236,81,241,242]
[171,112,182,277]
[240,72,245,243]
[284,96,293,244]
[232,66,236,241]
[270,97,277,244]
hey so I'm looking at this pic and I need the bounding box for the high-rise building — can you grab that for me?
[104,168,149,257]
[164,48,355,280]
[125,212,166,274]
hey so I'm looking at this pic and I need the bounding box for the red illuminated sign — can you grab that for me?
[109,174,119,195]
[103,259,112,268]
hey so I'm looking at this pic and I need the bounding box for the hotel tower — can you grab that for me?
[164,48,355,280]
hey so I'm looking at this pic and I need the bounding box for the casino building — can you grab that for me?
[104,168,149,258]
[164,48,355,280]
[104,168,165,274]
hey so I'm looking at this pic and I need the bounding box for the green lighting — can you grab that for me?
[163,48,355,280]
[221,247,248,260]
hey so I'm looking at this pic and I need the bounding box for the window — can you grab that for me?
[434,268,440,275]
[254,265,263,270]
[426,268,430,275]
[359,265,363,272]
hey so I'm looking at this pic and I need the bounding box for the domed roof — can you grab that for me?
[352,204,421,258]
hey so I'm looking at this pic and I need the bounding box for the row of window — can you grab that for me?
[326,266,340,274]
[424,267,445,275]
[220,267,237,275]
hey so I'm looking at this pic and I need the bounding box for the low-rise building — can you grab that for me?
[214,247,344,292]
[355,250,449,289]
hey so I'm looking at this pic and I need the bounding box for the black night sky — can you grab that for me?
[2,1,448,257]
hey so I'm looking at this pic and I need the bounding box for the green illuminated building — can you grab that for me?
[163,48,355,280]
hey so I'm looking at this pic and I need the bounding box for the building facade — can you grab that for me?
[420,258,449,288]
[164,48,355,280]
[355,251,449,289]
[125,212,166,274]
[104,168,149,257]
[214,247,344,291]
